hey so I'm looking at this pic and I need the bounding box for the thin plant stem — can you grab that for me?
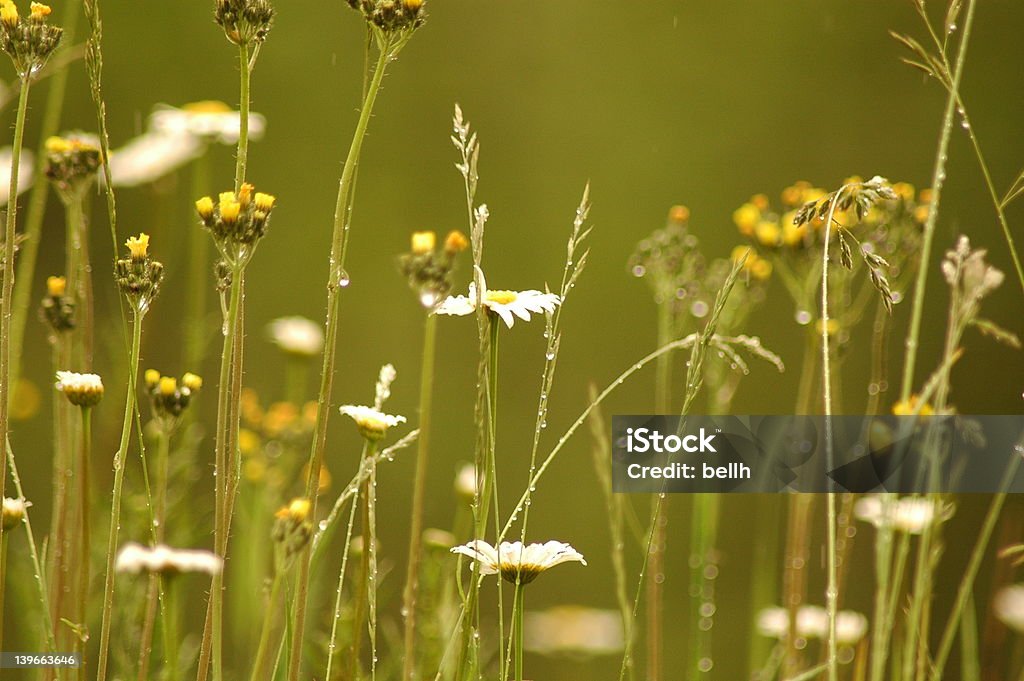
[184,152,213,372]
[9,0,81,393]
[249,573,283,681]
[0,73,32,657]
[288,35,396,681]
[899,0,977,403]
[351,440,378,680]
[236,42,250,192]
[513,585,525,681]
[326,483,362,681]
[401,312,438,681]
[77,407,93,680]
[869,497,895,681]
[96,310,144,681]
[138,428,171,681]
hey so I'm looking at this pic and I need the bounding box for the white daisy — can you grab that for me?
[267,316,324,357]
[1,146,34,207]
[853,495,952,535]
[454,463,478,500]
[434,270,560,328]
[995,585,1024,634]
[339,404,406,441]
[756,605,868,645]
[524,606,624,656]
[55,371,104,408]
[450,539,587,585]
[115,542,223,576]
[108,131,204,187]
[149,101,267,145]
[2,497,29,531]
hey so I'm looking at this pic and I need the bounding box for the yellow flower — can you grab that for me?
[893,182,915,202]
[29,2,50,19]
[125,233,150,259]
[668,204,690,224]
[237,182,253,208]
[182,372,203,391]
[892,395,934,417]
[732,203,760,236]
[755,220,781,247]
[1,1,18,29]
[238,428,260,457]
[750,258,772,281]
[411,230,436,254]
[254,192,275,212]
[403,0,423,10]
[444,230,469,254]
[144,369,161,388]
[195,196,214,221]
[276,498,311,522]
[158,376,177,396]
[815,318,840,336]
[184,100,232,114]
[220,200,241,223]
[46,275,66,296]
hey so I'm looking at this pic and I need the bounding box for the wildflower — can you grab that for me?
[44,134,102,202]
[450,539,587,585]
[195,183,278,262]
[853,495,952,535]
[892,395,934,417]
[0,146,33,207]
[339,404,406,441]
[346,0,426,34]
[115,233,164,311]
[524,606,624,656]
[400,230,467,308]
[149,101,267,145]
[108,131,204,188]
[272,498,313,570]
[0,0,62,76]
[145,370,202,421]
[994,584,1024,634]
[267,316,324,357]
[115,543,223,576]
[730,246,772,281]
[1,497,28,531]
[444,230,469,254]
[756,605,868,645]
[755,220,781,248]
[435,270,561,328]
[214,0,275,46]
[732,202,760,236]
[411,230,436,254]
[55,371,103,407]
[40,274,74,332]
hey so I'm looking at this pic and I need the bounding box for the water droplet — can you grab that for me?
[795,310,812,325]
[337,270,351,288]
[545,351,555,361]
[698,657,713,672]
[632,265,647,277]
[690,300,709,318]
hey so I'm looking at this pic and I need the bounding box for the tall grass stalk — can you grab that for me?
[401,312,438,681]
[899,0,976,403]
[77,406,93,677]
[0,73,32,653]
[288,31,407,681]
[95,310,144,681]
[326,484,362,681]
[350,440,379,679]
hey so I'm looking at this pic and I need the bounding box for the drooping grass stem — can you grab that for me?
[96,309,144,681]
[288,34,397,681]
[401,312,438,681]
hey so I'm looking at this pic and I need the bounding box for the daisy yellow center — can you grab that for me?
[183,100,232,114]
[484,290,518,305]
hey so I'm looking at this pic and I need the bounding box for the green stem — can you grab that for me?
[513,585,525,681]
[869,498,895,681]
[164,578,179,681]
[184,152,213,373]
[0,73,32,658]
[401,313,438,681]
[326,481,362,681]
[899,0,977,403]
[249,573,283,681]
[287,34,396,681]
[77,407,92,681]
[351,440,378,680]
[96,310,144,681]
[235,42,250,193]
[137,428,170,681]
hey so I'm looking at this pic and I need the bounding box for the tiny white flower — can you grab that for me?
[115,542,223,576]
[149,101,266,145]
[854,495,952,535]
[55,371,104,407]
[108,132,204,187]
[435,269,560,329]
[451,539,587,585]
[756,605,868,645]
[454,463,478,500]
[339,404,406,441]
[2,497,30,531]
[267,316,324,357]
[1,146,34,207]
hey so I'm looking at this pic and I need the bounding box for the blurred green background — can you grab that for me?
[5,0,1024,678]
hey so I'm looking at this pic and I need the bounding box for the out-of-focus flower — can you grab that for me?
[454,463,477,501]
[0,146,33,207]
[267,316,324,357]
[108,132,203,187]
[524,606,624,656]
[149,101,266,145]
[756,605,868,645]
[55,371,103,407]
[2,496,28,530]
[339,404,406,441]
[451,539,587,585]
[892,395,935,417]
[115,542,223,576]
[995,584,1024,634]
[853,495,952,535]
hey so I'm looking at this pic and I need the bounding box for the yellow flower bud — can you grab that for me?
[144,369,161,388]
[183,100,231,114]
[411,230,436,254]
[668,205,690,224]
[732,203,759,236]
[237,182,254,208]
[220,201,241,223]
[46,276,66,297]
[403,0,423,10]
[159,376,177,396]
[195,196,215,220]
[755,220,781,247]
[275,497,311,522]
[45,136,70,154]
[254,192,276,212]
[125,233,150,260]
[29,2,50,20]
[444,230,469,254]
[1,1,19,29]
[182,372,203,391]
